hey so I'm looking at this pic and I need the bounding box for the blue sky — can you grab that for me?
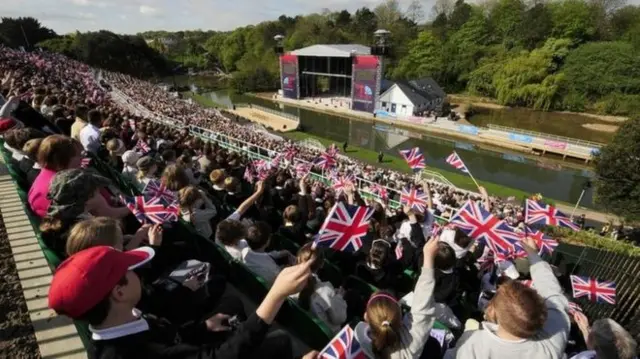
[5,0,640,35]
[2,0,406,34]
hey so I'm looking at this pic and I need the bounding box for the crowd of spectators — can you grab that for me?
[0,45,637,359]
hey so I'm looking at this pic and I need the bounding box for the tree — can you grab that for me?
[432,0,455,17]
[550,0,598,44]
[594,117,640,220]
[448,0,473,31]
[352,7,378,44]
[405,0,425,23]
[392,30,443,80]
[517,3,553,49]
[489,0,526,45]
[375,0,403,29]
[0,17,57,49]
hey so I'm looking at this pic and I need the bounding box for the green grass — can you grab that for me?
[182,92,228,109]
[282,131,556,203]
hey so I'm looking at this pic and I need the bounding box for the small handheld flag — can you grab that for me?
[525,199,580,231]
[400,187,428,212]
[570,275,616,305]
[399,147,426,172]
[122,195,179,224]
[395,240,404,260]
[143,179,177,205]
[80,157,92,169]
[315,202,374,253]
[446,151,480,189]
[135,139,151,154]
[519,227,558,256]
[318,325,366,359]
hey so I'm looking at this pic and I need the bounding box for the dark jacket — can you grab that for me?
[90,312,270,359]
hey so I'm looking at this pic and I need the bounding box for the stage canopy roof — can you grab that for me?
[289,44,371,58]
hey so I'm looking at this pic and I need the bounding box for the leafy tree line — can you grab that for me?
[139,0,640,116]
[0,17,168,77]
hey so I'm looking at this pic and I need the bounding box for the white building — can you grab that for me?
[376,78,446,117]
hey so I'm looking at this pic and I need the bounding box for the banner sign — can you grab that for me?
[405,116,427,125]
[544,139,567,150]
[503,153,526,163]
[508,133,533,144]
[352,56,379,113]
[455,142,475,151]
[374,109,396,118]
[458,125,479,136]
[280,54,298,99]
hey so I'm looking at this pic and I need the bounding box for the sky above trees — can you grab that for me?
[2,0,433,34]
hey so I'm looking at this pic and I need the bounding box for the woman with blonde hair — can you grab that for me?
[293,242,347,333]
[135,156,158,189]
[354,236,438,359]
[161,163,191,192]
[66,217,162,256]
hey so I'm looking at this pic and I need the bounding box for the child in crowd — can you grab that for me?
[241,221,292,285]
[135,156,157,188]
[121,150,140,183]
[179,185,218,238]
[294,243,347,333]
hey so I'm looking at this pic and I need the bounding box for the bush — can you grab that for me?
[545,226,640,257]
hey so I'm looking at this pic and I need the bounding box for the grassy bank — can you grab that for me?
[182,91,228,108]
[282,131,542,201]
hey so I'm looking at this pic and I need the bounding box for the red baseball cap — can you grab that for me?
[48,246,154,318]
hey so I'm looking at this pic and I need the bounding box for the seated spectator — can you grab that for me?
[39,169,129,256]
[79,109,102,153]
[276,205,307,245]
[20,138,43,185]
[135,156,157,188]
[354,237,438,358]
[70,104,88,141]
[105,138,126,172]
[161,163,190,192]
[216,219,248,261]
[571,313,637,359]
[65,217,162,256]
[355,239,396,290]
[439,227,474,266]
[223,176,244,208]
[179,185,217,238]
[293,243,347,333]
[48,246,316,359]
[444,237,570,359]
[121,150,140,183]
[241,221,291,285]
[28,135,83,217]
[178,153,200,185]
[209,169,226,200]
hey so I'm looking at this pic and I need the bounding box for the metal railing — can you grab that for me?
[487,124,604,148]
[235,103,300,122]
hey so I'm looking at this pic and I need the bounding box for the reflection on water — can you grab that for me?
[468,107,615,143]
[205,90,596,208]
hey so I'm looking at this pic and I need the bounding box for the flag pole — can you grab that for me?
[455,151,481,190]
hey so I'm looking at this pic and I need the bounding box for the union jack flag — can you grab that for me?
[135,139,151,154]
[244,166,255,184]
[253,159,272,181]
[122,195,179,224]
[332,176,351,194]
[80,157,91,168]
[143,179,177,205]
[295,162,312,178]
[315,202,374,253]
[445,151,469,173]
[395,240,404,260]
[399,147,426,172]
[270,154,284,169]
[450,200,525,259]
[525,199,580,231]
[319,325,366,359]
[400,187,428,212]
[519,227,558,256]
[327,144,340,157]
[570,275,616,305]
[370,183,388,200]
[477,251,495,273]
[568,301,583,315]
[284,145,298,161]
[316,152,337,170]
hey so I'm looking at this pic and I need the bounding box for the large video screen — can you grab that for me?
[280,55,298,99]
[351,56,379,113]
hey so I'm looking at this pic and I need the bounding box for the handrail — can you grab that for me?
[108,84,471,212]
[487,124,604,148]
[235,103,300,122]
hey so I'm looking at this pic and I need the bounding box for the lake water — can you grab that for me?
[204,89,596,208]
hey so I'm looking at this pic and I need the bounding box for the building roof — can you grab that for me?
[290,44,371,58]
[382,77,446,108]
